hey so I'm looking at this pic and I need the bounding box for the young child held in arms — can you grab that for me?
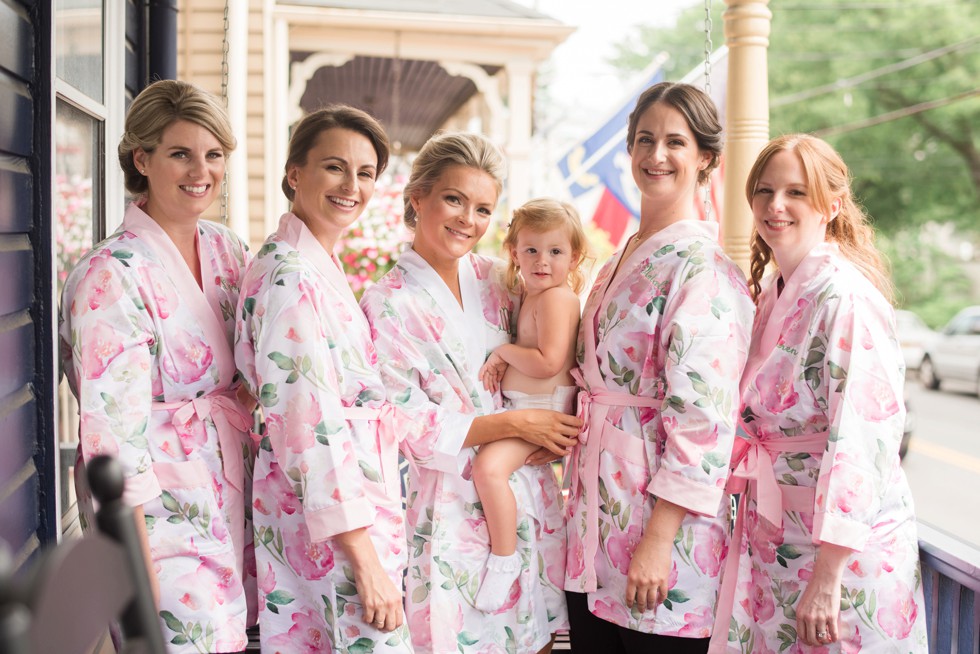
[474,198,591,612]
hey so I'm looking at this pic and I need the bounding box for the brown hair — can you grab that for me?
[118,79,236,195]
[281,105,390,202]
[502,198,594,294]
[402,132,505,229]
[746,134,892,301]
[626,82,722,185]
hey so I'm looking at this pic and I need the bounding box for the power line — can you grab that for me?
[771,36,979,107]
[812,88,980,137]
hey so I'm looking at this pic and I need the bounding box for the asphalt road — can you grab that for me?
[902,377,980,548]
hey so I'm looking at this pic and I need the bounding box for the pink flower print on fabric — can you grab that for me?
[404,309,446,342]
[756,356,800,414]
[80,319,125,378]
[252,461,300,518]
[139,265,179,320]
[284,524,334,581]
[693,527,726,576]
[606,524,642,575]
[677,605,713,638]
[79,413,121,458]
[749,566,776,622]
[849,371,901,422]
[266,608,329,653]
[876,581,919,639]
[72,249,123,315]
[280,392,323,454]
[162,328,214,384]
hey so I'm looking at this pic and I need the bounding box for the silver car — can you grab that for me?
[919,306,980,396]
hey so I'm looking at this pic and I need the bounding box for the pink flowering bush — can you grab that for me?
[55,174,94,291]
[338,172,411,297]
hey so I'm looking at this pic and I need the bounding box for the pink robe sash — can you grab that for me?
[277,212,401,501]
[710,244,839,653]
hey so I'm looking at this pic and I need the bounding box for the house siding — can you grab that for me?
[0,0,54,568]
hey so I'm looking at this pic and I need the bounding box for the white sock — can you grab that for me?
[474,552,521,613]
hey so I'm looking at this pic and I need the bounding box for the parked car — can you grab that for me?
[895,309,938,370]
[918,305,980,396]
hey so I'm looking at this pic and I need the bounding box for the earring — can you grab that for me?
[140,169,145,175]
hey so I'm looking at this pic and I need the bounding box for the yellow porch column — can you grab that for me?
[722,0,772,272]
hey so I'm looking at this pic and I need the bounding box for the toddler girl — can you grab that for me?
[474,198,591,612]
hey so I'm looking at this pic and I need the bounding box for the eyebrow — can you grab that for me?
[317,155,376,170]
[637,130,689,139]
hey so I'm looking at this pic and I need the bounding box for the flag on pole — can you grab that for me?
[556,47,729,248]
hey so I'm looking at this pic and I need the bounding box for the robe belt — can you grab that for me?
[725,427,827,527]
[342,404,400,498]
[571,386,663,593]
[708,428,827,653]
[155,390,253,493]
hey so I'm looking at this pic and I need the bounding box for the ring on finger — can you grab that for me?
[816,631,828,639]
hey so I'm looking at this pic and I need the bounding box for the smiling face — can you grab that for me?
[629,102,711,217]
[512,226,577,295]
[751,149,840,278]
[286,127,378,249]
[134,119,225,227]
[410,165,499,272]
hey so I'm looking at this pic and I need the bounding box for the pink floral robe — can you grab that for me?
[235,213,412,654]
[711,243,927,653]
[565,220,755,637]
[60,203,254,653]
[360,249,569,654]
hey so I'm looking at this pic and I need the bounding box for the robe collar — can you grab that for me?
[276,212,367,329]
[740,241,838,395]
[121,202,236,388]
[398,248,492,407]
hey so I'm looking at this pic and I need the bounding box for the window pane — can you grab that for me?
[56,0,105,103]
[55,99,103,521]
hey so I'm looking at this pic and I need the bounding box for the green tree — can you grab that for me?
[610,0,980,234]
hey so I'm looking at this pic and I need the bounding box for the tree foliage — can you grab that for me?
[609,0,980,235]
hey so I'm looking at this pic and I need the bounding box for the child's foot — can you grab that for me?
[474,552,521,613]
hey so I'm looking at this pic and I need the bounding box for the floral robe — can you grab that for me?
[565,220,755,637]
[235,213,412,654]
[712,243,927,653]
[60,203,253,653]
[360,250,569,654]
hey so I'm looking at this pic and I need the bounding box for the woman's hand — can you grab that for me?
[509,409,581,457]
[335,527,404,632]
[479,352,508,393]
[625,499,687,614]
[524,446,564,466]
[797,543,851,647]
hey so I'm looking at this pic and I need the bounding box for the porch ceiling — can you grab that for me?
[294,53,501,153]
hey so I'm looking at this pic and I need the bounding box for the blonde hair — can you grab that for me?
[746,134,892,302]
[502,198,593,294]
[403,132,504,229]
[118,80,235,195]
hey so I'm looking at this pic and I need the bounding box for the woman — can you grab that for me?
[360,132,580,654]
[709,135,927,653]
[563,82,755,654]
[235,106,413,653]
[60,79,253,652]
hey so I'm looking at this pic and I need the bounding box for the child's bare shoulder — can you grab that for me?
[537,286,581,311]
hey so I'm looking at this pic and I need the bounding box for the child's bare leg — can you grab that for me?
[472,437,540,555]
[472,437,540,612]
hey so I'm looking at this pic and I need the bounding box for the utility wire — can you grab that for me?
[812,88,980,137]
[771,36,979,107]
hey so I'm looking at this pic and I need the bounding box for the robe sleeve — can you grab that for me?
[649,261,753,516]
[361,289,471,474]
[246,274,374,542]
[62,251,159,507]
[812,289,904,551]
